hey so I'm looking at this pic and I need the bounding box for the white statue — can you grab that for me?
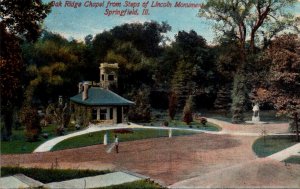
[252,103,260,122]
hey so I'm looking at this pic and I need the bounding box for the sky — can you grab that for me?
[43,0,300,43]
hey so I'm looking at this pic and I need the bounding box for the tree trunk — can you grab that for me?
[1,106,13,141]
[295,113,299,142]
[250,32,256,53]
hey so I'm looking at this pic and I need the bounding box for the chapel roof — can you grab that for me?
[70,87,134,106]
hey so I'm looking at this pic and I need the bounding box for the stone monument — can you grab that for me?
[252,103,260,122]
[246,103,267,124]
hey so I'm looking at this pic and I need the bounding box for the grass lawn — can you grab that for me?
[283,156,300,165]
[150,109,288,125]
[0,125,59,154]
[204,110,288,123]
[144,110,221,131]
[1,124,83,154]
[166,120,221,131]
[0,166,110,183]
[142,120,221,131]
[252,135,298,157]
[52,128,197,151]
[95,180,164,189]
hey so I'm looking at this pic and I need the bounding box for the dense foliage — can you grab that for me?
[256,35,300,140]
[19,105,41,141]
[0,0,51,140]
[200,0,299,123]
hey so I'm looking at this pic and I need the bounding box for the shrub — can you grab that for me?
[168,91,177,120]
[44,115,53,124]
[113,129,134,134]
[128,86,152,122]
[200,117,207,126]
[183,96,194,125]
[20,105,41,142]
[155,114,161,119]
[41,133,49,139]
[56,127,65,136]
[163,121,169,127]
[75,124,81,130]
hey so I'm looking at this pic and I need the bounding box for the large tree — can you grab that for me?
[91,21,171,94]
[259,35,300,141]
[110,21,171,57]
[0,0,51,140]
[22,32,85,104]
[200,0,298,123]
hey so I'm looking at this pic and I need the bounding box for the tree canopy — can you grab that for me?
[0,0,51,140]
[200,0,298,52]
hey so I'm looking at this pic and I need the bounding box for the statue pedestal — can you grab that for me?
[246,116,267,124]
[246,103,267,124]
[252,116,260,122]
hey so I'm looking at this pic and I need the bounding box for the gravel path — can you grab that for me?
[206,118,290,135]
[169,158,300,188]
[1,133,257,186]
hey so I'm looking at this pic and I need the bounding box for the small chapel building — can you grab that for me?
[70,63,134,125]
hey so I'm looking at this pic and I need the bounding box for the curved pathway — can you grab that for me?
[267,143,300,161]
[34,118,294,153]
[33,123,143,153]
[34,123,217,153]
[207,118,300,161]
[206,118,290,135]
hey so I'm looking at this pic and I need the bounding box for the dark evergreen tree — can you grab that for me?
[168,91,178,120]
[214,85,232,113]
[171,60,195,108]
[231,73,247,123]
[128,85,151,122]
[183,96,194,125]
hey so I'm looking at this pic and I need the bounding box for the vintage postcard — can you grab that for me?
[1,0,300,188]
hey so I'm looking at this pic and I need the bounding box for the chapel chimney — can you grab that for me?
[82,81,89,100]
[78,82,83,93]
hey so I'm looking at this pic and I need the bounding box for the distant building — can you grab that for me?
[70,63,134,125]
